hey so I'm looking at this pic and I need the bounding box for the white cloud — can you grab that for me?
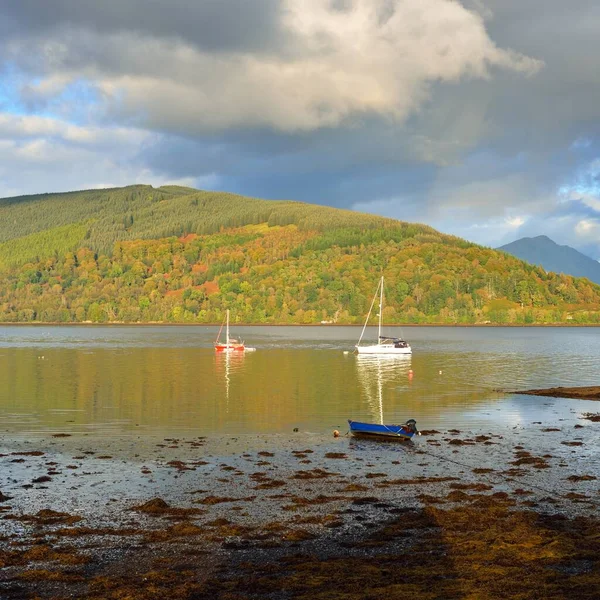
[0,112,178,196]
[505,215,526,228]
[0,113,148,146]
[5,0,542,133]
[569,191,600,212]
[574,218,600,240]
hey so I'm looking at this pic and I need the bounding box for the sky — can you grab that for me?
[1,0,600,257]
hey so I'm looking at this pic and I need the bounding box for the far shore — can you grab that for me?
[513,386,600,400]
[1,321,600,328]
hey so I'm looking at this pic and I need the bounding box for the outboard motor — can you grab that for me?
[404,419,420,435]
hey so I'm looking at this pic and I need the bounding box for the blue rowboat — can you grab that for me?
[348,419,419,440]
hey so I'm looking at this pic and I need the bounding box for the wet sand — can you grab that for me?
[1,420,599,599]
[513,386,600,400]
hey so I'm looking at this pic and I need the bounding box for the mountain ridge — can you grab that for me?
[498,235,600,286]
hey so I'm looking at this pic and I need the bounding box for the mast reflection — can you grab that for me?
[214,351,246,402]
[355,354,411,424]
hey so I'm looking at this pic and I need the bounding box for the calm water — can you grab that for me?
[0,326,598,436]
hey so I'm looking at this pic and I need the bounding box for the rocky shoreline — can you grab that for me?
[513,386,600,400]
[1,420,599,599]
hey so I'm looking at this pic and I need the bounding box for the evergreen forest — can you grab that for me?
[1,185,600,325]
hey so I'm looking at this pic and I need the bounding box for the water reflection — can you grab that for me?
[1,326,600,435]
[214,350,247,401]
[355,355,411,424]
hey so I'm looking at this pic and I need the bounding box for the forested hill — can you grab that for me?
[0,184,410,260]
[1,184,600,325]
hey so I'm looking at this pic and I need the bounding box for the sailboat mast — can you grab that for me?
[226,309,230,349]
[378,276,383,344]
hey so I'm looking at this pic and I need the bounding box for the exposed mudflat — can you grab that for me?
[513,386,600,400]
[1,418,599,599]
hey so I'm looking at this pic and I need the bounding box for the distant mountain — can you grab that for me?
[498,235,600,285]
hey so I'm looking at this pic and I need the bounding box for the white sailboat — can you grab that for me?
[355,276,411,355]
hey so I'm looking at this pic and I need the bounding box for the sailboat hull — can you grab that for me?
[355,344,411,355]
[215,344,245,352]
[348,420,415,439]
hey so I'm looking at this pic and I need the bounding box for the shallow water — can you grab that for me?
[0,325,599,437]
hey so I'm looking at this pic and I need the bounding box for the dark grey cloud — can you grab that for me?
[480,1,600,141]
[0,0,285,55]
[135,119,437,210]
[393,0,600,168]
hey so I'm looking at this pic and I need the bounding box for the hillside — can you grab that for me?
[0,185,407,264]
[498,235,600,285]
[1,185,600,325]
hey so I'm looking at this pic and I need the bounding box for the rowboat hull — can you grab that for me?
[355,344,411,355]
[348,420,415,440]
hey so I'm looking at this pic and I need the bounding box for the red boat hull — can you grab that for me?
[215,344,245,352]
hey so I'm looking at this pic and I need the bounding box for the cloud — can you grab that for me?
[1,1,600,260]
[2,1,541,133]
[0,0,285,55]
[0,112,183,197]
[575,219,600,239]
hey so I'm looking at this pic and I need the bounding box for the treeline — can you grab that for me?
[1,220,600,325]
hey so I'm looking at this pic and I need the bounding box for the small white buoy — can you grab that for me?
[439,370,442,375]
[343,351,349,355]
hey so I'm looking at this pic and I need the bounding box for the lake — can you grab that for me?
[0,325,598,437]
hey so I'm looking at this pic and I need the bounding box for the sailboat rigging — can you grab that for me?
[215,310,255,352]
[355,276,411,355]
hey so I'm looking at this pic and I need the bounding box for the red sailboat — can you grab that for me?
[215,310,252,352]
